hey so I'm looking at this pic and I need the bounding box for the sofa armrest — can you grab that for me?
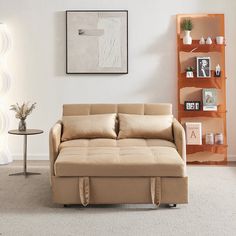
[173,118,186,163]
[49,120,62,176]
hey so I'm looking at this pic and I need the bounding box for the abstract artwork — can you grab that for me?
[66,10,128,74]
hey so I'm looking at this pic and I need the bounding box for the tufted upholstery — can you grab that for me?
[63,103,172,116]
[55,146,185,177]
[49,103,188,206]
[59,138,176,149]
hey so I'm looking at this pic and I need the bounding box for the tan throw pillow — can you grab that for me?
[62,114,117,141]
[118,113,173,141]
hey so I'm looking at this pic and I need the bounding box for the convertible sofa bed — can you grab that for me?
[49,103,188,207]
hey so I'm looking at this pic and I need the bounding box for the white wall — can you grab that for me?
[0,0,236,161]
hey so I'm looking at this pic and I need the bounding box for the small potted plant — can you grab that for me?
[186,66,194,78]
[181,19,193,45]
[10,102,36,131]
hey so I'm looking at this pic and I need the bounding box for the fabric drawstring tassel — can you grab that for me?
[150,177,161,207]
[79,177,90,206]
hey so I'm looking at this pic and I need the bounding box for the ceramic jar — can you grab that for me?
[206,133,214,145]
[215,133,224,144]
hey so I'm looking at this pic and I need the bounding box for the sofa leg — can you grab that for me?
[168,204,177,208]
[64,204,69,208]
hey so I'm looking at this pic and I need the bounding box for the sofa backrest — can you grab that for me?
[63,104,172,116]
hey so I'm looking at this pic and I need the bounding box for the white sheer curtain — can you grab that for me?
[0,23,12,164]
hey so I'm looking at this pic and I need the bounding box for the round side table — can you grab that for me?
[8,129,44,176]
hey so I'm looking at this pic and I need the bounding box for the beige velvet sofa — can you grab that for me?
[49,104,188,207]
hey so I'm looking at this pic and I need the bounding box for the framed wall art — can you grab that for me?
[202,88,217,111]
[196,57,211,78]
[185,122,202,145]
[66,10,128,74]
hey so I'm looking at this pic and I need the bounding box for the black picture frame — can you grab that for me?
[66,10,128,74]
[184,101,201,111]
[196,57,211,78]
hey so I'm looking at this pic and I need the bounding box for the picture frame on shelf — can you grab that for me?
[196,57,211,78]
[184,101,201,111]
[202,88,217,111]
[185,122,202,145]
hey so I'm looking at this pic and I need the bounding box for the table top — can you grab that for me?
[8,129,44,136]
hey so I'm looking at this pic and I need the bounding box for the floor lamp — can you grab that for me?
[0,23,12,165]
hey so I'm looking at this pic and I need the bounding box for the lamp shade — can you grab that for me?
[0,108,12,164]
[0,107,9,134]
[0,23,11,56]
[0,149,12,165]
[0,69,11,96]
[0,23,12,165]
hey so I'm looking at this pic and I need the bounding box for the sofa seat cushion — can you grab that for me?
[59,138,176,149]
[54,146,185,177]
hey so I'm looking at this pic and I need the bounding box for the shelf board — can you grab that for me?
[187,144,227,155]
[187,148,227,164]
[178,39,225,52]
[187,160,227,165]
[179,105,226,117]
[178,75,225,88]
[179,111,226,118]
[187,144,227,149]
[187,151,227,165]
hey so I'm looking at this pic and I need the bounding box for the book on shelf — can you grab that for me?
[202,88,217,111]
[185,122,202,145]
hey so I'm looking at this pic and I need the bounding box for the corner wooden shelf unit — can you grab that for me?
[176,14,227,164]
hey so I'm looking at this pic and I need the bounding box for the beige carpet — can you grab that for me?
[0,162,236,236]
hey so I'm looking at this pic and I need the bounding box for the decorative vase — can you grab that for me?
[183,30,192,45]
[18,119,26,131]
[206,36,212,45]
[199,36,205,45]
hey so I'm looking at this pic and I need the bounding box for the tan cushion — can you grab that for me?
[118,139,176,148]
[61,114,117,141]
[60,138,176,149]
[62,103,172,116]
[60,139,117,148]
[55,146,185,177]
[118,114,173,141]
